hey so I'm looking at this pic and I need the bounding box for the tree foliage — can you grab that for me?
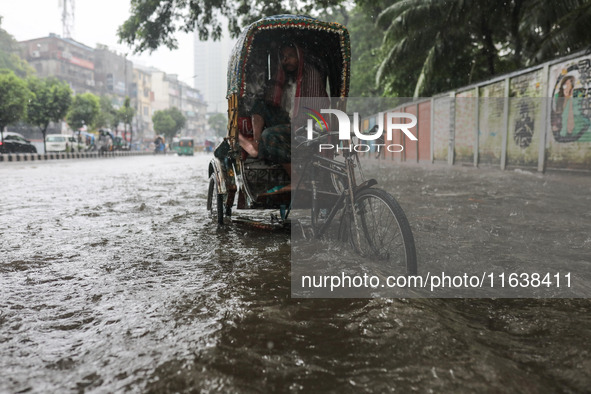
[0,18,35,78]
[0,70,30,133]
[207,112,227,138]
[117,0,346,53]
[321,5,386,97]
[118,96,136,142]
[67,93,100,131]
[117,0,591,98]
[167,106,186,132]
[153,111,174,135]
[373,0,591,97]
[95,95,119,130]
[152,107,186,141]
[118,97,135,128]
[26,77,72,152]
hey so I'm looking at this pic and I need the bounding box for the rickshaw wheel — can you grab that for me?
[207,175,225,225]
[337,188,417,276]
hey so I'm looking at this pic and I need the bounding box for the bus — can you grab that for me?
[178,137,194,156]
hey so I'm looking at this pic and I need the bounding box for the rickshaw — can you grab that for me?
[207,15,417,274]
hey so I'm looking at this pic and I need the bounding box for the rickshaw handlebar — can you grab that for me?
[294,124,377,149]
[294,126,339,150]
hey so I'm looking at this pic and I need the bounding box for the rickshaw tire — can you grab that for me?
[216,194,224,225]
[207,175,225,225]
[338,188,417,276]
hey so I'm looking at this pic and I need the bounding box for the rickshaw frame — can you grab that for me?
[208,14,351,221]
[207,15,417,275]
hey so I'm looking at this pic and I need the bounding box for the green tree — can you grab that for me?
[373,0,591,97]
[520,1,591,65]
[0,70,29,148]
[208,113,227,138]
[67,93,100,131]
[26,77,72,153]
[116,0,591,99]
[110,105,121,131]
[0,18,35,78]
[152,110,176,141]
[95,95,119,130]
[118,96,135,145]
[374,0,495,97]
[168,107,185,134]
[152,107,186,143]
[321,5,386,97]
[117,0,347,53]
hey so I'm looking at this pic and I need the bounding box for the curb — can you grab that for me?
[0,151,157,162]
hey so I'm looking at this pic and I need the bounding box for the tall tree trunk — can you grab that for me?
[511,0,524,67]
[42,124,48,154]
[481,16,496,76]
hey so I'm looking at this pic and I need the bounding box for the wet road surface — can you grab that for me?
[1,154,590,392]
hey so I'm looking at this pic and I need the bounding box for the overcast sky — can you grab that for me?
[0,0,195,85]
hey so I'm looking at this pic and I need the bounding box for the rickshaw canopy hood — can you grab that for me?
[226,15,351,101]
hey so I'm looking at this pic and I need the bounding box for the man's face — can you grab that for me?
[280,46,299,73]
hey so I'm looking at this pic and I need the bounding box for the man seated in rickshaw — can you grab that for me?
[239,41,329,192]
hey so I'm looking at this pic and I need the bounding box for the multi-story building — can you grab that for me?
[133,65,155,140]
[19,37,134,108]
[93,44,133,108]
[150,70,170,114]
[193,31,235,114]
[151,71,207,139]
[19,33,95,95]
[179,81,207,139]
[16,33,207,144]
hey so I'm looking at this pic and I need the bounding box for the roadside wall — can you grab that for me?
[366,50,591,171]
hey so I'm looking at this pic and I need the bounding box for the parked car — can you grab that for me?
[0,131,38,154]
[45,134,69,152]
[68,135,86,152]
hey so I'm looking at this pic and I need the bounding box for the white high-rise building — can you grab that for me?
[193,30,235,114]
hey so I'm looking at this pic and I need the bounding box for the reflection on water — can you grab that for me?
[0,155,590,392]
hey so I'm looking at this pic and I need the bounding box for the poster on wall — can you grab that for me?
[478,82,505,164]
[506,69,543,167]
[549,57,591,143]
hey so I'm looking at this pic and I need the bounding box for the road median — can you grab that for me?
[0,151,161,162]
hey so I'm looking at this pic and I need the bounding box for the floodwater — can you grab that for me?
[1,154,590,392]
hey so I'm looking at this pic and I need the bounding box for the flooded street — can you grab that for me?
[1,154,590,392]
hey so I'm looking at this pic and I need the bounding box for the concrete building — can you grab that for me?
[133,65,156,141]
[179,81,207,139]
[16,33,208,145]
[193,31,235,114]
[150,70,169,114]
[19,33,95,95]
[93,44,133,108]
[151,71,208,139]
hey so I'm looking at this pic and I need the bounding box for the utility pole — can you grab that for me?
[60,0,75,38]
